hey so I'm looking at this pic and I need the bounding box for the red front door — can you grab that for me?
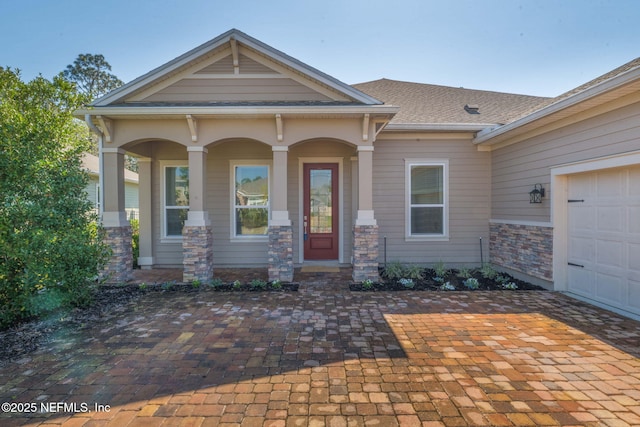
[303,163,339,260]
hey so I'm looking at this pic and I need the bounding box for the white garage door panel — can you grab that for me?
[568,267,594,295]
[597,240,623,268]
[568,165,640,317]
[629,243,640,272]
[598,206,624,232]
[630,280,640,310]
[595,272,623,305]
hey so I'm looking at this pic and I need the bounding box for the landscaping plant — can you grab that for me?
[0,69,109,328]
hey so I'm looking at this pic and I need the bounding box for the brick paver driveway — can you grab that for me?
[1,270,640,426]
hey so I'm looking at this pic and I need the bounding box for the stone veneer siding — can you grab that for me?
[352,224,380,282]
[103,225,133,283]
[268,225,294,282]
[182,225,214,283]
[490,222,553,281]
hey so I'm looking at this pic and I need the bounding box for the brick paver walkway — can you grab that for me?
[1,269,640,426]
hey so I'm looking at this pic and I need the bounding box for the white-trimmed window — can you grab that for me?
[232,162,270,239]
[406,160,448,239]
[163,164,189,238]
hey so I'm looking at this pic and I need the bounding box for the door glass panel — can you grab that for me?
[309,169,332,233]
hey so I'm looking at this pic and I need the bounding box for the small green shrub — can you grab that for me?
[457,266,472,279]
[479,264,497,280]
[495,275,510,285]
[501,282,518,290]
[270,280,283,290]
[362,279,374,290]
[250,279,267,290]
[405,265,424,280]
[433,260,448,279]
[232,280,243,290]
[399,278,415,289]
[208,278,224,288]
[191,279,201,289]
[130,218,139,269]
[440,282,455,291]
[463,277,480,290]
[383,261,406,280]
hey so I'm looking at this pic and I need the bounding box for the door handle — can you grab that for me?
[303,216,308,241]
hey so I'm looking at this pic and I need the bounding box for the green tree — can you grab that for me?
[61,54,139,171]
[63,53,124,101]
[0,68,109,328]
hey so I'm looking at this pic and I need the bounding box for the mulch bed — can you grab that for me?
[350,267,545,292]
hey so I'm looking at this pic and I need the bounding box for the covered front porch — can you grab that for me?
[93,113,392,285]
[76,29,397,285]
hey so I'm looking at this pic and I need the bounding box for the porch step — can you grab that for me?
[300,266,341,273]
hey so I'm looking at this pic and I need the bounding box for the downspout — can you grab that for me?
[85,114,104,220]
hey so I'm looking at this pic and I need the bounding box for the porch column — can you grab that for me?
[182,146,213,283]
[137,158,154,269]
[268,146,293,282]
[353,145,379,282]
[101,148,133,282]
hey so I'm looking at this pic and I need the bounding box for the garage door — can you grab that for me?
[567,166,640,316]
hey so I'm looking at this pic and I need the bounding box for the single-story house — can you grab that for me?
[82,153,139,220]
[77,29,640,318]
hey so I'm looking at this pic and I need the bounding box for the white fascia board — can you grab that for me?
[474,65,640,145]
[77,104,400,119]
[385,123,495,132]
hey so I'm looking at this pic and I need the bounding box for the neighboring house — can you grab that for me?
[77,29,640,318]
[82,153,140,220]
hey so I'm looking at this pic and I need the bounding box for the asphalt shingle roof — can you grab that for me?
[352,79,552,126]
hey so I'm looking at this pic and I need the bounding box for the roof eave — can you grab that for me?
[474,64,640,146]
[75,104,400,120]
[384,123,496,133]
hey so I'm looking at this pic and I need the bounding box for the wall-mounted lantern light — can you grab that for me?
[529,184,545,204]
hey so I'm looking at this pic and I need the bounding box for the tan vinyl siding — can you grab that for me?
[195,55,234,74]
[239,56,277,74]
[491,101,640,222]
[374,135,491,265]
[143,78,333,103]
[195,54,276,75]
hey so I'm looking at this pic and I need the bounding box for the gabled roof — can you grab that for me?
[92,29,382,107]
[474,56,640,146]
[352,79,551,130]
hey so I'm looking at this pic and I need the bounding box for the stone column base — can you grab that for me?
[352,224,379,282]
[102,225,133,283]
[183,225,213,283]
[268,225,294,282]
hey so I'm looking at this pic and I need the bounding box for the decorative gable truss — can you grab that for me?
[93,29,378,107]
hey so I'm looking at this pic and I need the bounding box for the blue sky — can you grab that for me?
[2,0,639,97]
